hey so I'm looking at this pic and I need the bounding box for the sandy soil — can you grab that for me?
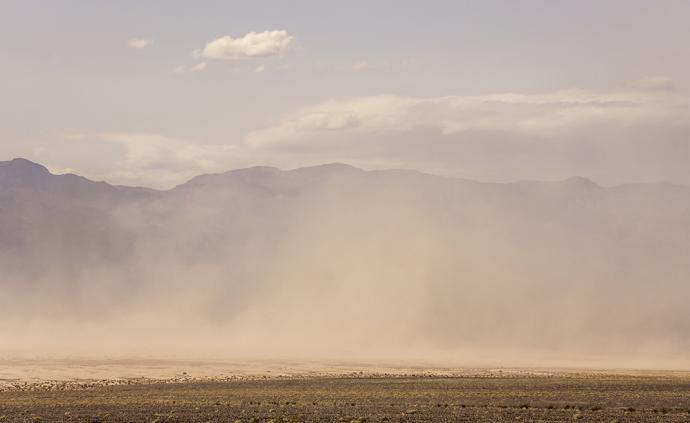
[3,358,689,391]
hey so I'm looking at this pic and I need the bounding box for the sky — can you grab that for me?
[1,0,690,189]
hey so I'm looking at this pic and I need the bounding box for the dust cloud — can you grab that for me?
[1,161,689,370]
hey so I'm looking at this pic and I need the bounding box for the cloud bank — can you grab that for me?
[246,83,690,184]
[16,80,690,189]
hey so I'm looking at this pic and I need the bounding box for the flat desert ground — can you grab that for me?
[1,359,690,422]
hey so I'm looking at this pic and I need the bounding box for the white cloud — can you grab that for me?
[174,62,208,75]
[247,90,689,147]
[128,38,153,49]
[198,30,294,60]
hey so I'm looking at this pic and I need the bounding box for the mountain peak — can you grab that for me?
[1,158,50,173]
[287,162,361,176]
[562,176,601,190]
[0,158,52,185]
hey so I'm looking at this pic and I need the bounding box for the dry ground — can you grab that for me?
[1,374,690,422]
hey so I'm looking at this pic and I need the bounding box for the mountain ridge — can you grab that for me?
[3,157,685,192]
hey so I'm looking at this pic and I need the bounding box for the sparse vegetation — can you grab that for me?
[1,374,688,422]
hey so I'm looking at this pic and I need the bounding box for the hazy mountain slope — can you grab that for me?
[1,158,690,364]
[0,158,156,282]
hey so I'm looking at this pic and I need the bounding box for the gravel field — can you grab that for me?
[1,373,690,422]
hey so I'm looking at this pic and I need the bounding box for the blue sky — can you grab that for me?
[2,0,689,188]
